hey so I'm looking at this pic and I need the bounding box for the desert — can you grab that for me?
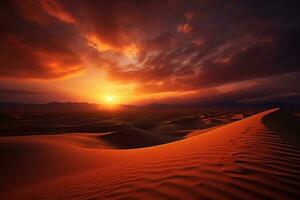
[1,107,300,199]
[1,0,300,199]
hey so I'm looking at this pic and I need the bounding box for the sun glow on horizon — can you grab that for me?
[100,95,119,109]
[104,95,116,104]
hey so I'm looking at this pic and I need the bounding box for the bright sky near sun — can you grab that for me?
[0,1,299,106]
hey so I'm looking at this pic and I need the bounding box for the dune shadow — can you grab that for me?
[99,129,178,149]
[262,109,300,148]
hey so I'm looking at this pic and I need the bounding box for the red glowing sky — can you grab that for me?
[0,0,299,105]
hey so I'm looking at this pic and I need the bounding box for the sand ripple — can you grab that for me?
[1,109,300,199]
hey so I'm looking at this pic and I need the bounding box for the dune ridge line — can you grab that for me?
[1,108,300,200]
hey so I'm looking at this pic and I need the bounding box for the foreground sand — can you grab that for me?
[1,108,300,199]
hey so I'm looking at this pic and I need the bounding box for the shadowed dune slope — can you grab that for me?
[1,108,300,200]
[0,133,119,193]
[262,109,300,148]
[100,129,178,149]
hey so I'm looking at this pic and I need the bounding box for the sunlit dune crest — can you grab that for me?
[0,0,299,199]
[1,109,300,199]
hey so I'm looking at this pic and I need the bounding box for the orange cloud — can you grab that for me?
[86,34,116,52]
[85,33,139,62]
[123,44,139,61]
[34,50,83,78]
[1,0,300,105]
[15,0,75,25]
[39,0,75,24]
[177,23,192,33]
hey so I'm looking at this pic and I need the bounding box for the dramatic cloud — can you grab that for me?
[0,0,299,103]
[0,88,45,95]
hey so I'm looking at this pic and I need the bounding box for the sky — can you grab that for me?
[0,0,300,105]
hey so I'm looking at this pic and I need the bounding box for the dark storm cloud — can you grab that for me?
[0,88,45,95]
[101,0,300,94]
[196,27,300,87]
[187,72,300,104]
[0,0,299,102]
[0,0,83,79]
[134,1,300,102]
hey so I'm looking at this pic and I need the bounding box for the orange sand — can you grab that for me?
[1,108,300,199]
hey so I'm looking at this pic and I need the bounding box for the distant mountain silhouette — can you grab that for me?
[0,102,99,112]
[141,101,300,111]
[0,101,299,112]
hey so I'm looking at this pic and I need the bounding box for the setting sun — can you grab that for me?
[104,95,116,104]
[1,1,300,200]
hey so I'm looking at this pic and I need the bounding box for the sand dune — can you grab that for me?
[100,129,178,149]
[262,109,300,148]
[1,108,300,199]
